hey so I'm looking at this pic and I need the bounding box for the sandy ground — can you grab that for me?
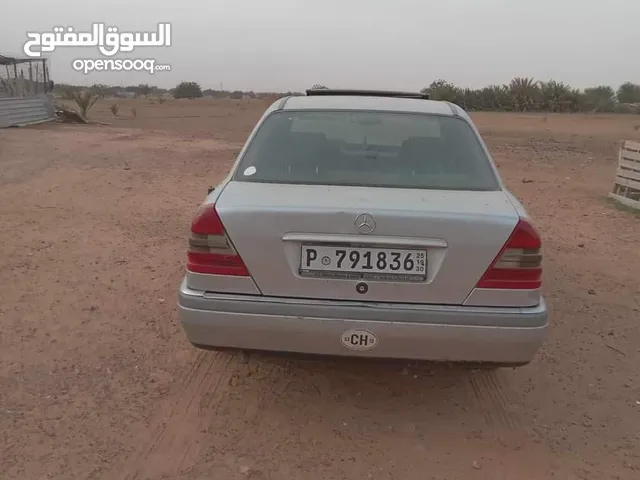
[1,99,639,480]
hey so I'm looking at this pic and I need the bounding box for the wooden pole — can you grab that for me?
[12,63,19,96]
[29,62,33,94]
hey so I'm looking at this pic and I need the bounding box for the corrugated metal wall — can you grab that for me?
[0,94,55,128]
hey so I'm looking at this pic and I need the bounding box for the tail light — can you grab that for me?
[187,203,249,276]
[476,218,542,290]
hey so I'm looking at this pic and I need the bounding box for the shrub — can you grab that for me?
[109,103,119,116]
[70,90,100,119]
[173,81,203,99]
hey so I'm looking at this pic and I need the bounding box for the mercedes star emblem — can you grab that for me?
[354,213,376,234]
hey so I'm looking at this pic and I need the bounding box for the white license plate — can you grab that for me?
[300,245,427,279]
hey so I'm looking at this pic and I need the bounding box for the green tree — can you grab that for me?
[137,83,152,97]
[459,88,477,110]
[424,79,460,103]
[173,81,203,99]
[508,77,540,112]
[616,82,640,104]
[539,80,572,112]
[583,86,616,112]
[563,89,587,112]
[477,85,510,111]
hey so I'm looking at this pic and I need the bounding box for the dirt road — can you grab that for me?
[1,101,639,479]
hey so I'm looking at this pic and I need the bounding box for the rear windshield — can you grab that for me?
[233,110,500,191]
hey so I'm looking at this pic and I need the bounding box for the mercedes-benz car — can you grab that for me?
[177,89,547,367]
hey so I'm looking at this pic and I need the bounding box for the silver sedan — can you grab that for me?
[178,89,547,367]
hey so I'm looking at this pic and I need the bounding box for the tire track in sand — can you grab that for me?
[123,350,236,480]
[466,369,525,441]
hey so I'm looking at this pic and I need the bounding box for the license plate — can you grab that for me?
[300,245,427,280]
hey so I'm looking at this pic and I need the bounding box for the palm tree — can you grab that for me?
[509,77,540,112]
[539,80,572,112]
[478,85,510,111]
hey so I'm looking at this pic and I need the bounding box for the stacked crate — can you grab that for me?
[609,140,640,210]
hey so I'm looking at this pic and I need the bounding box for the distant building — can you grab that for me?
[113,91,137,99]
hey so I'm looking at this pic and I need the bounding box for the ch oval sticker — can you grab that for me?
[340,329,378,351]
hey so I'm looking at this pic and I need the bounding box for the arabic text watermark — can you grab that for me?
[24,23,171,58]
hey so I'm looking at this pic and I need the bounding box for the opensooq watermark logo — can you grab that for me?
[23,23,172,75]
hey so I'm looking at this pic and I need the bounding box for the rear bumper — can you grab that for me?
[177,279,548,365]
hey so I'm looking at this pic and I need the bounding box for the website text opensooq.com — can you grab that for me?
[72,58,171,75]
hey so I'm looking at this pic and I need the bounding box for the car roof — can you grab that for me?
[278,94,463,117]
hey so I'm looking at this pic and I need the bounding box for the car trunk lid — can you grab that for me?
[213,181,520,305]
